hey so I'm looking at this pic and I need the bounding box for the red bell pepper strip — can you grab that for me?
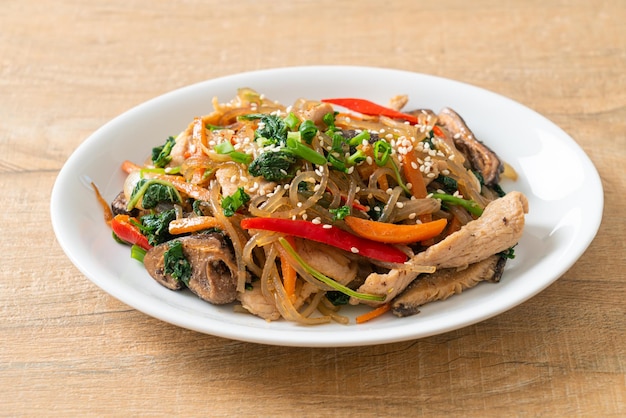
[240,217,408,264]
[110,214,152,251]
[321,98,419,124]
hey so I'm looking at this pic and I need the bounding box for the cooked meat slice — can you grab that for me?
[237,281,280,321]
[437,107,503,186]
[143,233,239,304]
[388,94,409,111]
[303,102,335,128]
[297,240,357,285]
[215,165,241,197]
[412,191,527,269]
[391,254,507,317]
[352,191,528,305]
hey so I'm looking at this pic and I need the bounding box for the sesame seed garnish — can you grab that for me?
[351,247,360,254]
[396,202,404,208]
[312,217,322,224]
[322,224,333,229]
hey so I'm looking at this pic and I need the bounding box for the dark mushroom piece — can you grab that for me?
[391,254,507,317]
[437,107,503,186]
[111,191,138,217]
[143,233,239,305]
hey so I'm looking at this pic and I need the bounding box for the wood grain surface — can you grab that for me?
[1,0,624,416]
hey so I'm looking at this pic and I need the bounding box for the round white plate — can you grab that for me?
[51,66,603,347]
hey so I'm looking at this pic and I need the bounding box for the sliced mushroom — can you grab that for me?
[391,254,507,317]
[437,107,503,186]
[143,233,239,304]
[110,191,138,217]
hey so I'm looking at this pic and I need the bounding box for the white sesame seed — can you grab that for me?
[322,224,333,229]
[366,156,373,165]
[296,202,303,207]
[396,202,404,208]
[427,172,436,178]
[408,213,417,220]
[351,247,360,254]
[312,217,322,224]
[411,161,418,170]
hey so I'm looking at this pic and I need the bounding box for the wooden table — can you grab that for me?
[2,1,624,416]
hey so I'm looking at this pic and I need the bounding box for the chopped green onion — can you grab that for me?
[278,237,385,302]
[298,120,318,144]
[373,140,391,166]
[130,244,147,262]
[215,141,235,154]
[430,193,484,216]
[346,149,367,166]
[283,112,300,130]
[215,141,253,164]
[285,136,327,166]
[348,130,370,146]
[322,112,336,128]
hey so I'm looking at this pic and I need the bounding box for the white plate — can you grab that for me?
[51,66,603,347]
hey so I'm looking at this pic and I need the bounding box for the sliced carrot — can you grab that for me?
[168,216,221,235]
[276,236,298,303]
[356,303,391,324]
[443,214,463,238]
[432,125,445,138]
[400,150,434,245]
[121,160,141,174]
[344,216,447,245]
[401,151,428,199]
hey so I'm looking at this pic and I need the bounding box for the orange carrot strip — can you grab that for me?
[443,215,462,237]
[344,216,447,245]
[276,236,298,303]
[401,152,428,199]
[356,303,391,324]
[121,160,141,174]
[401,151,434,244]
[168,216,221,235]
